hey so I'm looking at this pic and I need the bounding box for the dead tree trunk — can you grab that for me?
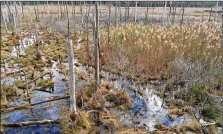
[2,10,9,33]
[94,1,100,91]
[47,1,49,14]
[12,8,17,35]
[21,2,24,18]
[163,1,167,25]
[66,10,76,112]
[125,2,127,24]
[168,1,172,25]
[86,6,91,65]
[127,2,130,19]
[107,5,111,47]
[119,2,122,24]
[34,3,38,22]
[214,1,218,22]
[221,4,223,128]
[115,2,117,27]
[209,7,212,22]
[57,1,60,20]
[35,24,42,60]
[2,120,59,127]
[134,2,138,23]
[180,5,185,25]
[66,39,77,113]
[145,2,149,24]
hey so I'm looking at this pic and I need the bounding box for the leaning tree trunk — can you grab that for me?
[94,1,100,91]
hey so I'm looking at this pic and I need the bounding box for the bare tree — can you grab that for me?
[66,8,77,112]
[107,5,111,47]
[94,1,100,91]
[134,1,138,23]
[214,1,218,21]
[34,2,39,22]
[145,2,149,24]
[163,1,167,25]
[119,2,122,24]
[35,24,42,60]
[115,2,117,27]
[209,7,213,22]
[180,4,185,25]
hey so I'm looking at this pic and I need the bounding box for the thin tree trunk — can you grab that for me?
[108,5,111,47]
[163,1,167,25]
[125,2,127,24]
[34,3,38,22]
[119,2,122,24]
[47,1,49,14]
[66,39,77,113]
[57,1,60,20]
[145,2,149,24]
[221,4,223,129]
[209,7,212,22]
[21,2,24,18]
[12,10,17,35]
[127,1,129,19]
[181,5,185,25]
[134,2,138,23]
[35,24,42,60]
[168,1,172,24]
[60,2,63,20]
[80,4,83,24]
[86,6,90,65]
[214,2,218,22]
[2,12,9,33]
[94,1,100,91]
[115,2,117,27]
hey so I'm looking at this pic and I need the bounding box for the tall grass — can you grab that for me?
[97,22,221,80]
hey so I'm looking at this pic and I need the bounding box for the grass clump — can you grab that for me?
[38,79,55,89]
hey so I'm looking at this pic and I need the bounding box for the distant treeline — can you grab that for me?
[3,1,223,8]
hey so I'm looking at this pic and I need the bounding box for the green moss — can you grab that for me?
[202,104,221,120]
[38,79,54,89]
[15,80,26,89]
[1,95,8,107]
[192,85,205,95]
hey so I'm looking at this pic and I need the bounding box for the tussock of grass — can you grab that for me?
[38,79,55,89]
[178,122,201,133]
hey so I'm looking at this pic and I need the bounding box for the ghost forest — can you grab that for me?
[0,1,223,134]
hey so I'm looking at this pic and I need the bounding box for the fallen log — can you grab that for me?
[2,104,33,113]
[2,95,70,113]
[30,95,70,106]
[2,119,59,127]
[202,122,217,126]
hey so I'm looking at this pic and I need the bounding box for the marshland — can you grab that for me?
[0,1,223,134]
